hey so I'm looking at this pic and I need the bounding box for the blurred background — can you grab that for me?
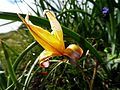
[0,0,35,33]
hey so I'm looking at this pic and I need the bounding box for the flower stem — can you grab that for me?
[90,61,98,90]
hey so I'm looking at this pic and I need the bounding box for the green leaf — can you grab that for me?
[1,41,18,89]
[0,12,49,27]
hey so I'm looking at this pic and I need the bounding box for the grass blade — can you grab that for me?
[22,57,39,90]
[0,71,7,90]
[1,41,18,89]
[13,41,38,71]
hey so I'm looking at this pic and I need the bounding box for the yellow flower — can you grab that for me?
[18,10,83,68]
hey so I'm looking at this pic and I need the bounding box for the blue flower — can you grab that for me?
[102,7,109,16]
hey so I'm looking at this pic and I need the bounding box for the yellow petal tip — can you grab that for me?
[43,9,56,17]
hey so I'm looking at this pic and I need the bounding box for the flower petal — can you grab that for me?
[44,10,65,50]
[40,60,49,68]
[63,44,83,60]
[18,14,63,54]
[39,50,61,68]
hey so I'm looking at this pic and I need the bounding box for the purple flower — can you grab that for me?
[102,7,109,16]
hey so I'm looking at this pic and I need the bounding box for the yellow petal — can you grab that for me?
[43,10,65,50]
[63,44,83,60]
[39,50,61,68]
[18,14,63,54]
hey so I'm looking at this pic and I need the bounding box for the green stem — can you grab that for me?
[90,62,97,90]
